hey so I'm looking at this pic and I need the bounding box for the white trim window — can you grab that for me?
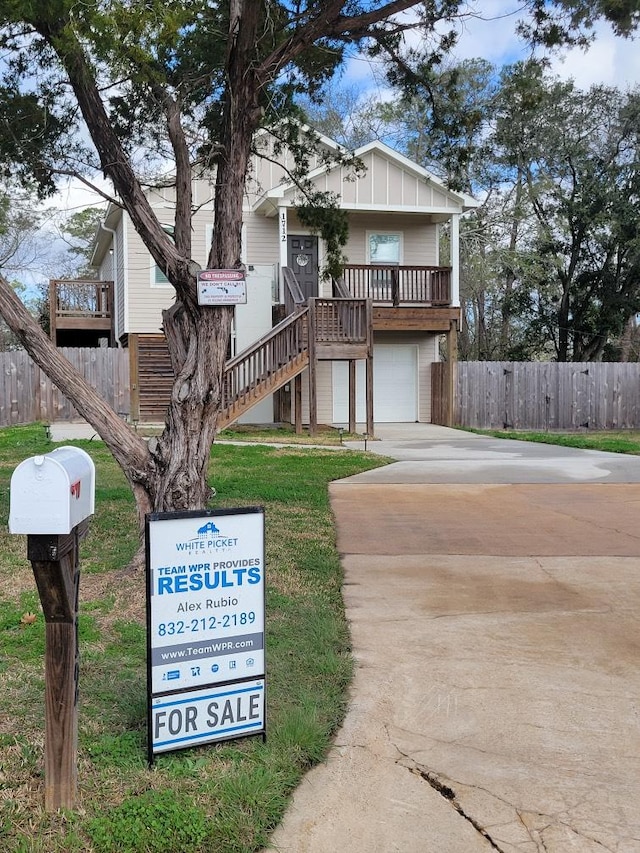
[367,231,402,287]
[151,224,175,288]
[367,232,402,266]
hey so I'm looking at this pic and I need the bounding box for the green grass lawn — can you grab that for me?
[0,424,387,853]
[465,427,640,455]
[215,423,363,445]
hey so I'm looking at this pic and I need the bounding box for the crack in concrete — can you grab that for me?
[556,820,617,852]
[384,728,507,849]
[409,766,508,852]
[516,809,551,852]
[533,500,640,544]
[382,724,630,851]
[390,739,624,852]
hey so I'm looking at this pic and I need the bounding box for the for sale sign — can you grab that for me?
[146,508,266,759]
[151,680,265,754]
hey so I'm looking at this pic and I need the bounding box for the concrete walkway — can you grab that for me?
[265,425,640,853]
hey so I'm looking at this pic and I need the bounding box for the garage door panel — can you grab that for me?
[332,345,417,423]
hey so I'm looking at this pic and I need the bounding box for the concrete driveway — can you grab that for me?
[266,425,640,853]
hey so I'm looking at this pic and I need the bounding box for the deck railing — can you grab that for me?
[311,298,370,345]
[50,279,114,319]
[221,309,310,414]
[340,264,451,306]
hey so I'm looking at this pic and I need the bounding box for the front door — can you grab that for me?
[288,235,319,300]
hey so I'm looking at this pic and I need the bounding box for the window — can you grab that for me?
[152,224,175,287]
[368,232,402,286]
[154,266,170,285]
[368,233,401,265]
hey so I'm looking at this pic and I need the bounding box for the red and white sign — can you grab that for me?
[197,269,247,305]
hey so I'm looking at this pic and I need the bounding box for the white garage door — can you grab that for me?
[332,345,418,423]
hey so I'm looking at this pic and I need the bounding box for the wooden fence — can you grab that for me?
[0,348,130,427]
[448,361,640,430]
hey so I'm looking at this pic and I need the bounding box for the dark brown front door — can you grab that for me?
[288,235,319,300]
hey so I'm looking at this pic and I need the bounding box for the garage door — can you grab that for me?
[332,345,418,423]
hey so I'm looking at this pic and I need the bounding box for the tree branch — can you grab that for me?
[150,86,193,260]
[257,0,425,81]
[50,170,121,208]
[32,17,193,295]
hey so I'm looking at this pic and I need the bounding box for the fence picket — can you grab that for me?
[0,348,130,427]
[450,362,640,430]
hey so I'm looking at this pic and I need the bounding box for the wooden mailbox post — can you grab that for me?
[9,447,95,811]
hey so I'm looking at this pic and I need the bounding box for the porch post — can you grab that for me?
[278,205,288,302]
[348,360,356,434]
[49,280,57,345]
[294,373,302,435]
[450,213,460,308]
[308,300,318,435]
[447,319,458,427]
[365,353,374,437]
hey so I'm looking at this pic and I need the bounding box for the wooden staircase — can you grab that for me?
[218,294,372,429]
[130,268,373,431]
[215,266,371,429]
[218,307,310,429]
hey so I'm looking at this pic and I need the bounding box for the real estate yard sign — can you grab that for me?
[146,508,265,759]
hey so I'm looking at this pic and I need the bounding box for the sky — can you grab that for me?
[20,1,640,287]
[344,1,640,96]
[452,2,640,89]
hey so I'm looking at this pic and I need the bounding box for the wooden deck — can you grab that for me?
[119,263,457,431]
[340,264,451,307]
[49,279,114,346]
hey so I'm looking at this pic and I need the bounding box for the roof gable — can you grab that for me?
[255,139,476,215]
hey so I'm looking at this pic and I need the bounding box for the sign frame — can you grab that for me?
[145,507,266,762]
[197,269,247,305]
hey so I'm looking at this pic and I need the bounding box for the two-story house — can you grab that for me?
[50,131,475,430]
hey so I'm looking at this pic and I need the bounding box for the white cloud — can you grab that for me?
[547,23,640,90]
[51,176,111,219]
[448,3,640,90]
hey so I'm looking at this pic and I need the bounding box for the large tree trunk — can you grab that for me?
[0,3,264,537]
[147,302,233,512]
[557,279,571,362]
[500,170,524,357]
[3,0,423,537]
[134,0,264,514]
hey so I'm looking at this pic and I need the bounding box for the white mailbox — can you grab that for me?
[9,446,95,535]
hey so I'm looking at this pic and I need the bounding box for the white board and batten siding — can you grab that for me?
[306,147,460,213]
[345,214,439,266]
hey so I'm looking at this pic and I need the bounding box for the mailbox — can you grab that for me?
[9,446,95,535]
